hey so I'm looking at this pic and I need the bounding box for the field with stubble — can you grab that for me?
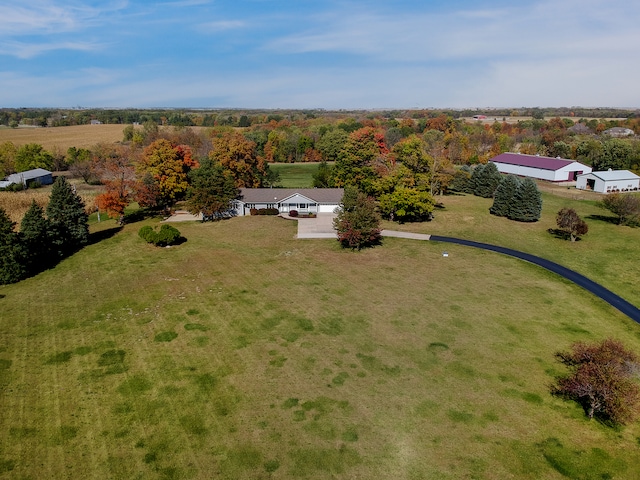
[0,124,126,151]
[1,184,640,478]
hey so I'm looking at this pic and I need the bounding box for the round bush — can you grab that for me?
[138,224,182,247]
[289,210,298,217]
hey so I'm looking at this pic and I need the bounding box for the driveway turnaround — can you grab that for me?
[430,235,640,324]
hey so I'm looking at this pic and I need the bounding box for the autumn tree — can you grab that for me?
[137,139,198,209]
[552,339,640,425]
[599,193,640,225]
[333,186,382,250]
[556,208,588,241]
[93,146,138,218]
[185,159,239,218]
[209,131,270,188]
[333,127,389,194]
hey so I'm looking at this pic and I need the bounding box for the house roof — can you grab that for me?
[603,127,634,136]
[579,170,640,182]
[491,153,582,171]
[239,188,344,204]
[6,168,52,183]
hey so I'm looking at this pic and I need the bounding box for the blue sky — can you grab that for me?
[1,0,639,109]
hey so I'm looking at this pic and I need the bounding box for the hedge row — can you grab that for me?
[249,208,279,216]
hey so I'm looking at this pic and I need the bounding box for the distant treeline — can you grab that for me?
[1,107,638,129]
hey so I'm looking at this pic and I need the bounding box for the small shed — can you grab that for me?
[576,170,640,193]
[4,168,54,188]
[490,153,592,182]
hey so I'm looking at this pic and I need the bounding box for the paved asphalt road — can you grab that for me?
[430,235,640,324]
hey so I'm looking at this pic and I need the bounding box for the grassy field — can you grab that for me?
[1,183,640,478]
[270,163,322,188]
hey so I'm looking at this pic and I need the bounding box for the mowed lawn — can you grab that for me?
[384,190,640,308]
[1,207,640,478]
[270,163,323,188]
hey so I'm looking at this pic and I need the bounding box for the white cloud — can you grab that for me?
[0,40,104,60]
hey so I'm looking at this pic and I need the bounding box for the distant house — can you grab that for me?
[576,170,640,193]
[1,168,53,189]
[232,188,344,216]
[473,115,487,120]
[603,127,634,137]
[90,120,102,125]
[567,123,592,135]
[490,153,592,182]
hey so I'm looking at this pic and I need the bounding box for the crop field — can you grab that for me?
[0,125,126,151]
[1,186,640,478]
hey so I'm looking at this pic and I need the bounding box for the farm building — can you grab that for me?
[233,188,343,216]
[603,127,634,137]
[490,153,592,182]
[0,168,53,189]
[576,170,640,193]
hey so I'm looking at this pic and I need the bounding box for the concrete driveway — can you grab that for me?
[295,213,338,239]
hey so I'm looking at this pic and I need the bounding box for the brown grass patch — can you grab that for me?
[0,125,126,151]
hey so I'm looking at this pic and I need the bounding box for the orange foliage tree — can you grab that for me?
[93,146,138,218]
[137,139,198,209]
[209,131,268,188]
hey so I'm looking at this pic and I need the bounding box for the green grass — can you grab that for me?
[0,193,639,478]
[270,162,321,187]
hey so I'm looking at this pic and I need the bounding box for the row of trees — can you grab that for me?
[0,177,88,284]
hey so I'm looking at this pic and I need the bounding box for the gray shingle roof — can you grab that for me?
[239,188,344,204]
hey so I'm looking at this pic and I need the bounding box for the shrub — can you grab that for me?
[138,224,182,247]
[289,210,298,217]
[249,208,258,216]
[256,208,279,216]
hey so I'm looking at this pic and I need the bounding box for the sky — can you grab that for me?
[1,0,639,109]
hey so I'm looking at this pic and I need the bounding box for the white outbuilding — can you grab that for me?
[490,153,592,182]
[576,170,640,194]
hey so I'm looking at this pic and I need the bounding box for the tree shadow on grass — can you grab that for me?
[585,214,620,225]
[89,226,123,245]
[547,228,583,242]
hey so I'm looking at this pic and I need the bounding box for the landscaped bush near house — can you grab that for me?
[138,224,182,247]
[249,207,279,216]
[289,210,298,217]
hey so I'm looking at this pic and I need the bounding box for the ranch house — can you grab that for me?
[232,188,344,216]
[490,153,591,182]
[576,170,640,194]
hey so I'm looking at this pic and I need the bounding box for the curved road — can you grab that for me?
[429,235,640,324]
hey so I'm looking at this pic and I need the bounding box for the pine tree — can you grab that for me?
[509,177,542,222]
[473,162,502,198]
[20,201,52,274]
[46,176,89,258]
[490,175,520,217]
[0,208,26,284]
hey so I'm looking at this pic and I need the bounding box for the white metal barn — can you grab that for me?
[576,170,640,193]
[490,153,592,182]
[233,188,344,216]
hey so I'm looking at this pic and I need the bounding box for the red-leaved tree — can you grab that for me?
[552,339,640,425]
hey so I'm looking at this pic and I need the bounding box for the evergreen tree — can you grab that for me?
[509,178,542,222]
[0,208,26,284]
[468,164,484,195]
[490,175,520,217]
[20,201,52,274]
[46,176,89,258]
[473,162,502,198]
